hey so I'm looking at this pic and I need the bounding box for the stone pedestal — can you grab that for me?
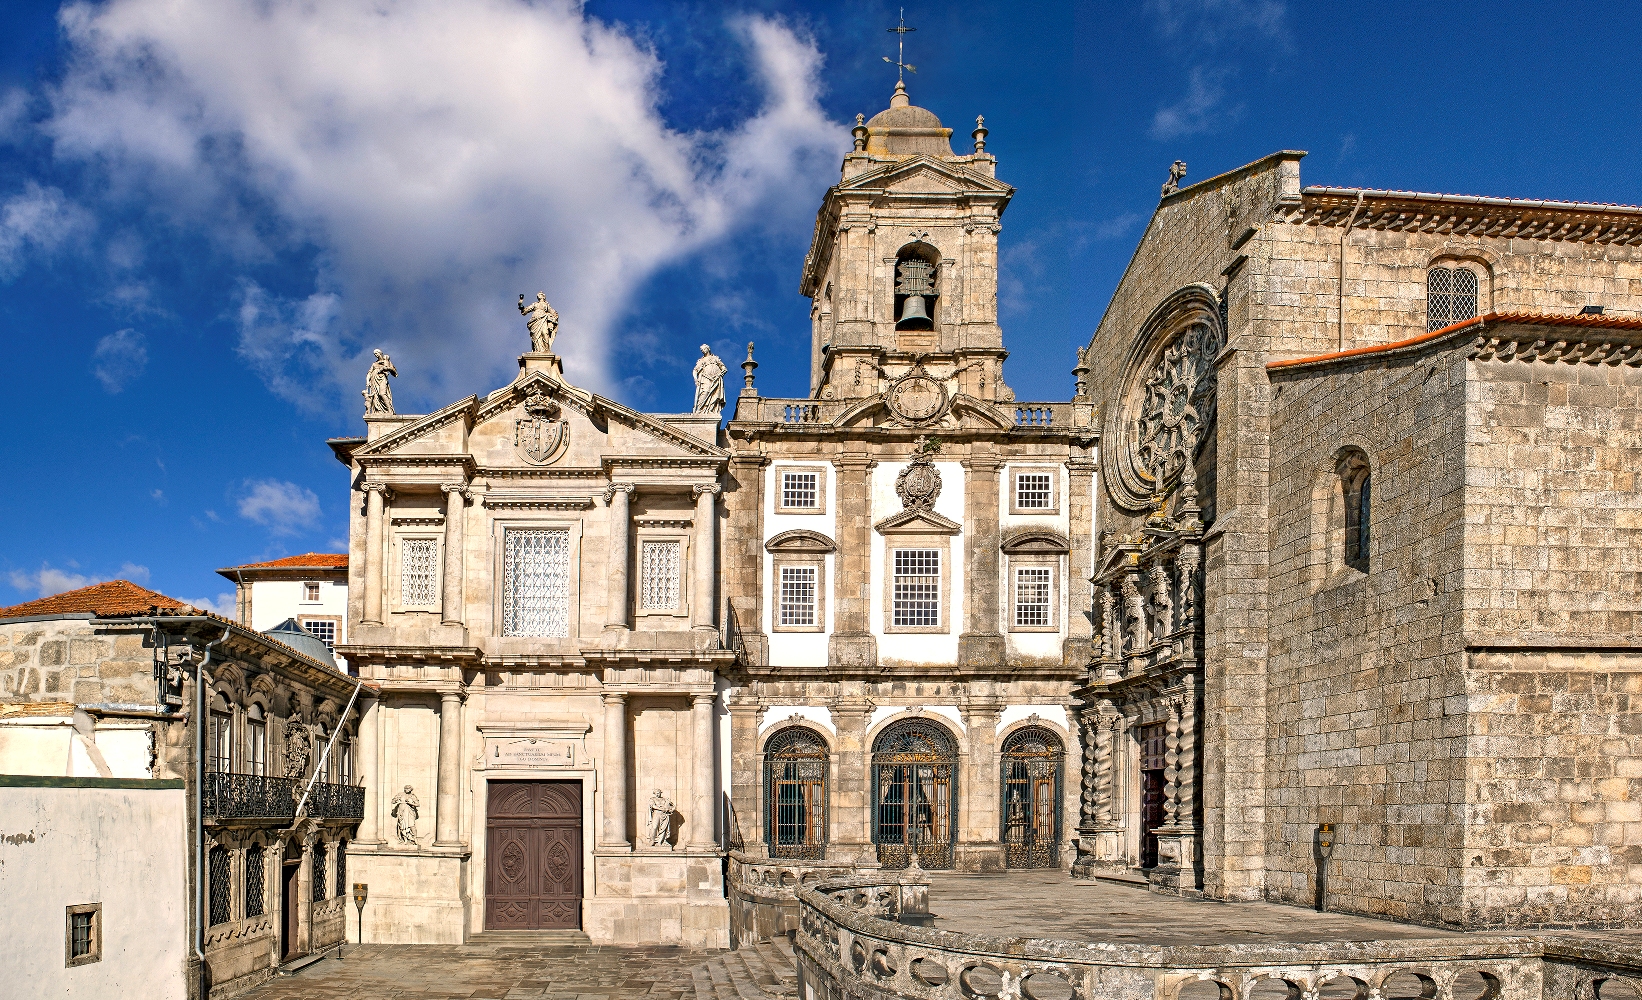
[348,845,470,944]
[585,848,729,948]
[1149,827,1201,895]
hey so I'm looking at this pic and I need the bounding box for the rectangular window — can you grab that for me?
[639,540,681,611]
[303,581,320,602]
[1015,473,1052,510]
[302,619,337,650]
[503,528,571,637]
[248,719,266,777]
[208,846,232,925]
[1014,567,1053,627]
[781,470,820,509]
[210,712,232,773]
[339,738,353,786]
[779,566,818,627]
[400,538,439,606]
[245,845,265,918]
[892,549,941,628]
[65,904,101,967]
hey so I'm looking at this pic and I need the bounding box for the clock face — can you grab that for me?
[889,374,948,423]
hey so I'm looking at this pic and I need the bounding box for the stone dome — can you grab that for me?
[862,81,954,158]
[867,104,944,129]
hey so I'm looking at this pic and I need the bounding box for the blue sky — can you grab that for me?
[2,0,1638,611]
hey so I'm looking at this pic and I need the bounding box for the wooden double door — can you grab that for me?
[485,780,582,930]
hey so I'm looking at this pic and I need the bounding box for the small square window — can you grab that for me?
[301,619,337,650]
[775,466,826,513]
[1016,473,1052,510]
[779,566,817,627]
[65,903,101,967]
[303,582,321,602]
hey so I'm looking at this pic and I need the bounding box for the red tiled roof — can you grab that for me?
[220,553,349,571]
[1267,311,1642,371]
[0,580,195,619]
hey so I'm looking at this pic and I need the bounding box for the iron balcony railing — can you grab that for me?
[202,772,365,821]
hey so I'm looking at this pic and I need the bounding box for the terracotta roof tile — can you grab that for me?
[0,580,195,619]
[219,552,349,571]
[1267,311,1642,371]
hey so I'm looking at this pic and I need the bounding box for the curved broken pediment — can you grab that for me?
[765,529,838,554]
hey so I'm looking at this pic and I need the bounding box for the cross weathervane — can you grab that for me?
[883,9,916,84]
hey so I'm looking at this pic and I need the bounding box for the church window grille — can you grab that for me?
[247,706,266,777]
[66,905,101,966]
[1427,266,1479,332]
[1015,472,1052,510]
[764,728,829,859]
[335,841,347,898]
[208,846,232,925]
[779,566,818,627]
[245,845,265,918]
[209,710,232,773]
[1001,726,1064,869]
[1345,469,1371,573]
[311,843,328,902]
[892,549,941,628]
[400,538,439,606]
[872,719,958,869]
[1014,567,1053,627]
[781,471,820,509]
[301,619,336,650]
[640,540,681,611]
[503,528,571,637]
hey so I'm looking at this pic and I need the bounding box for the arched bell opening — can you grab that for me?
[894,242,940,333]
[872,718,959,869]
[1000,725,1064,869]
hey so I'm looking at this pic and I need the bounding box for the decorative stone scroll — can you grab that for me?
[1101,284,1225,512]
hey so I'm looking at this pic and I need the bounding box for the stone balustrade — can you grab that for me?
[791,874,1642,1000]
[728,850,873,947]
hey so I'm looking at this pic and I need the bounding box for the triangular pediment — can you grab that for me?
[356,394,479,458]
[837,155,1013,197]
[874,507,962,535]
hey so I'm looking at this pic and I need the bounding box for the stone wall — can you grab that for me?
[0,619,152,706]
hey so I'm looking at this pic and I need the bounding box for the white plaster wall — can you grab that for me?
[0,719,73,775]
[1000,463,1072,661]
[871,461,966,663]
[250,579,349,643]
[763,463,837,668]
[0,783,188,999]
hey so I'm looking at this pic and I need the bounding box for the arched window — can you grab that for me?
[1339,452,1371,573]
[247,704,266,777]
[209,694,233,774]
[1000,726,1065,869]
[245,844,265,918]
[1427,266,1479,332]
[894,243,939,332]
[764,727,829,859]
[335,840,347,898]
[872,719,958,869]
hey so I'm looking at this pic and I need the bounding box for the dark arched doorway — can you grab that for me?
[1000,725,1064,869]
[872,718,958,869]
[764,727,829,859]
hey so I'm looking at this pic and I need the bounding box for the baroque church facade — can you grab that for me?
[331,82,1642,950]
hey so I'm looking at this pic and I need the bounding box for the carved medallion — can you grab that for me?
[885,361,951,425]
[894,436,942,511]
[515,386,569,465]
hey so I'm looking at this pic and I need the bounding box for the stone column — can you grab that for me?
[440,485,466,627]
[726,696,761,851]
[961,695,1005,871]
[831,695,874,864]
[600,692,630,847]
[434,692,462,847]
[958,452,1004,666]
[691,485,720,633]
[1064,458,1097,668]
[688,693,717,849]
[355,695,381,844]
[828,456,877,667]
[605,484,634,631]
[362,484,389,625]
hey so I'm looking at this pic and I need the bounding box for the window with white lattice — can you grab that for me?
[775,466,826,513]
[778,565,818,628]
[399,537,439,607]
[640,540,681,612]
[890,548,942,630]
[1013,566,1054,629]
[1009,467,1059,514]
[502,527,572,637]
[1427,265,1480,332]
[301,618,338,650]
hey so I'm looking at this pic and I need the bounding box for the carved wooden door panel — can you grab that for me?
[486,780,581,930]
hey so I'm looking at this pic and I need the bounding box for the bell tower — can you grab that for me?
[798,81,1015,401]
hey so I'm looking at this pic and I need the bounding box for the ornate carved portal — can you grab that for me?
[872,720,959,870]
[485,780,582,930]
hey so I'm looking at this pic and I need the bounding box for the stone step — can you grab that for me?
[465,929,593,948]
[690,937,797,1000]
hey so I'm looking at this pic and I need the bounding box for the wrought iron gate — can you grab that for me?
[765,727,828,859]
[872,719,958,869]
[1001,726,1064,869]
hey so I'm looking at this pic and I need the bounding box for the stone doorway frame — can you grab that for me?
[469,765,598,938]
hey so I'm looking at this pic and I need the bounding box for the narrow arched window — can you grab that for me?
[1427,266,1479,332]
[1343,463,1370,573]
[312,842,328,901]
[245,844,265,918]
[764,727,829,859]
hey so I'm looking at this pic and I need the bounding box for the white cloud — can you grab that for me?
[9,561,151,599]
[236,479,321,536]
[1150,67,1238,140]
[1147,0,1288,47]
[184,592,237,616]
[0,181,93,281]
[47,0,843,409]
[92,328,150,392]
[0,88,27,140]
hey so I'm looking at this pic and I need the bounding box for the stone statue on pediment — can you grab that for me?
[363,349,397,414]
[519,292,559,353]
[1162,160,1187,197]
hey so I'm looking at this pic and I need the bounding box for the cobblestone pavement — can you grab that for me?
[242,938,797,1000]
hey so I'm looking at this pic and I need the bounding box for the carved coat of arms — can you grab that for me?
[515,386,568,464]
[895,436,943,511]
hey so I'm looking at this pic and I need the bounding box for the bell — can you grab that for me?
[896,294,933,331]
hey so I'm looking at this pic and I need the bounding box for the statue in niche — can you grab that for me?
[646,789,675,849]
[391,785,422,844]
[692,344,727,414]
[519,292,560,352]
[363,349,397,414]
[283,719,312,778]
[1161,160,1188,197]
